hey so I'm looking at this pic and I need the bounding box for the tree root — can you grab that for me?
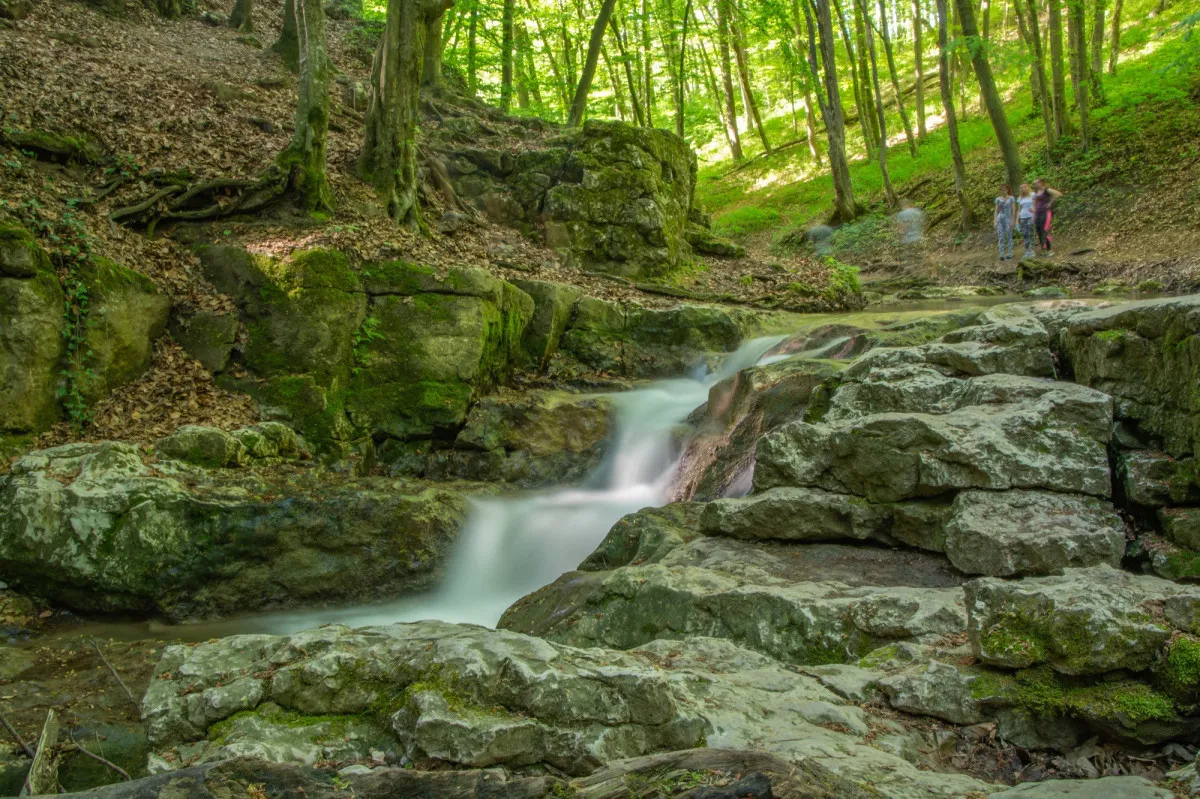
[64,734,132,781]
[0,713,35,760]
[109,167,288,228]
[88,639,140,718]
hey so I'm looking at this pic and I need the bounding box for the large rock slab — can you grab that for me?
[0,442,467,620]
[140,621,989,798]
[965,566,1200,675]
[988,775,1174,798]
[943,490,1125,576]
[1063,295,1200,458]
[501,536,967,664]
[0,225,63,433]
[755,374,1114,502]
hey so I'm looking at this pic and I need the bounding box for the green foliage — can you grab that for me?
[711,206,779,238]
[351,315,384,374]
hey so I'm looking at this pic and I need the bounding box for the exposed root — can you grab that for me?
[109,167,289,228]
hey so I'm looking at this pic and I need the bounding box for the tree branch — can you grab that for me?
[0,713,35,760]
[88,639,140,718]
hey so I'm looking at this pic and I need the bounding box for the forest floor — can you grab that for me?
[696,1,1200,297]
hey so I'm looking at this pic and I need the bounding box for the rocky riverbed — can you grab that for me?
[3,294,1200,798]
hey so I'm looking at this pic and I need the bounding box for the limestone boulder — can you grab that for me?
[943,490,1125,576]
[965,566,1200,675]
[579,502,705,570]
[755,374,1114,502]
[988,776,1174,798]
[1117,450,1200,507]
[168,308,239,373]
[879,661,999,725]
[1063,295,1200,457]
[509,278,580,369]
[0,225,63,433]
[0,442,467,620]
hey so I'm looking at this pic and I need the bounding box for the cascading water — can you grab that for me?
[144,335,785,640]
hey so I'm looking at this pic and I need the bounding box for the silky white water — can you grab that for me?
[136,335,783,641]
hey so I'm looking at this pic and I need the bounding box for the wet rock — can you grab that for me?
[943,490,1125,576]
[755,374,1114,502]
[156,425,247,468]
[0,442,468,619]
[989,775,1174,797]
[0,225,64,433]
[139,622,989,798]
[965,566,1200,674]
[580,502,705,570]
[501,536,967,664]
[1063,295,1200,458]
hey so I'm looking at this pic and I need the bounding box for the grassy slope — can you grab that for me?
[694,0,1200,268]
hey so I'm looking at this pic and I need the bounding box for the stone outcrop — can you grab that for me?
[0,441,468,619]
[140,621,988,798]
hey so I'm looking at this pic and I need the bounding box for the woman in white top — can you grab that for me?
[1016,184,1036,259]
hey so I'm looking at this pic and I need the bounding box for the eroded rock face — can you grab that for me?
[140,621,989,798]
[0,442,468,620]
[0,225,63,434]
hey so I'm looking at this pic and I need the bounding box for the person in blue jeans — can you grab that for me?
[994,185,1017,261]
[1016,184,1037,259]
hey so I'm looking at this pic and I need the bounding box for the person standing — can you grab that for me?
[994,184,1017,261]
[1033,178,1064,257]
[1017,183,1037,259]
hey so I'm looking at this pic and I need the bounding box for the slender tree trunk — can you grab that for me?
[361,0,450,225]
[1107,0,1121,73]
[276,0,300,72]
[562,2,578,91]
[875,0,917,155]
[520,24,543,107]
[281,0,333,213]
[421,7,446,88]
[936,0,971,227]
[1018,0,1056,148]
[501,0,516,111]
[230,0,254,32]
[981,0,990,37]
[1048,0,1069,135]
[697,34,739,157]
[640,0,656,126]
[832,0,874,160]
[852,0,880,152]
[954,0,1022,189]
[913,0,927,137]
[676,0,693,137]
[790,0,823,162]
[467,0,479,92]
[610,14,646,124]
[859,0,895,206]
[567,0,619,126]
[1066,0,1090,147]
[527,0,572,113]
[714,0,744,158]
[1089,0,1106,102]
[514,26,531,108]
[602,45,629,118]
[804,0,858,221]
[727,0,771,154]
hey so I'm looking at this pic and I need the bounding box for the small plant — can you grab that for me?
[351,315,385,374]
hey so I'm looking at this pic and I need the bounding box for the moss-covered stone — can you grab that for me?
[155,425,247,468]
[79,257,170,403]
[510,278,581,369]
[168,309,239,373]
[1,128,103,163]
[0,233,64,432]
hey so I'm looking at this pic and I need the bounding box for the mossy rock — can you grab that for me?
[168,308,239,373]
[155,425,247,468]
[0,235,64,432]
[79,257,171,403]
[508,278,581,369]
[222,374,354,451]
[1,128,103,163]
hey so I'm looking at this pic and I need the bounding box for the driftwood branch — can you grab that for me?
[0,713,35,760]
[88,639,140,717]
[65,734,132,781]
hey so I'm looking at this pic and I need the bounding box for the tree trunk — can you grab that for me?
[610,14,646,125]
[851,0,880,153]
[520,24,543,107]
[727,0,771,154]
[527,0,572,112]
[467,0,479,92]
[1048,0,1069,135]
[1018,0,1056,149]
[603,45,628,119]
[1089,0,1106,103]
[804,0,858,221]
[676,0,693,137]
[276,0,300,72]
[830,0,873,161]
[936,0,971,227]
[875,0,917,155]
[1066,0,1090,147]
[1107,0,1121,73]
[567,0,619,126]
[281,0,333,213]
[230,0,254,32]
[859,0,895,206]
[790,0,823,162]
[515,25,531,108]
[714,0,744,158]
[697,34,739,157]
[640,0,655,126]
[361,0,450,225]
[501,0,516,111]
[954,0,1022,190]
[421,7,446,88]
[912,0,927,137]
